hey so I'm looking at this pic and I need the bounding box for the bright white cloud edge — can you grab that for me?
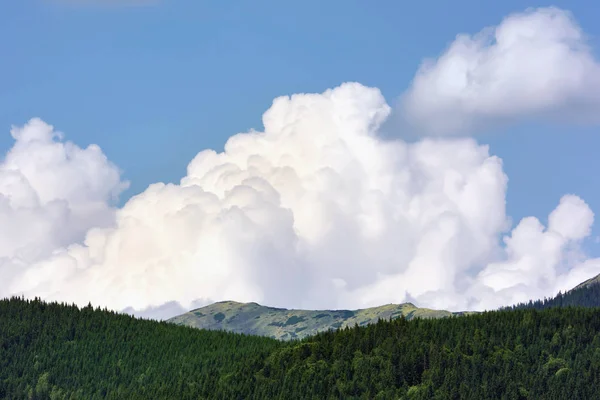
[2,82,599,319]
[400,6,600,135]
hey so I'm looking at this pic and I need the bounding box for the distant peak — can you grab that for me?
[572,273,600,291]
[192,300,421,313]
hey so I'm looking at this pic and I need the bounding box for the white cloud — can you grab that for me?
[0,118,128,296]
[473,195,597,309]
[548,195,594,240]
[3,83,600,318]
[3,7,600,318]
[400,7,600,135]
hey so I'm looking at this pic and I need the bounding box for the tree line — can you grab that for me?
[3,295,600,399]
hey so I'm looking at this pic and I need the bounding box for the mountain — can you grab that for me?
[170,273,600,339]
[571,272,600,291]
[167,300,470,340]
[508,273,600,310]
[4,296,600,399]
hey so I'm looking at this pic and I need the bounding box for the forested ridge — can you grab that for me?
[507,281,600,310]
[0,297,282,399]
[3,296,600,399]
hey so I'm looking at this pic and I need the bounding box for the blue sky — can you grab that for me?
[1,1,600,314]
[2,1,597,224]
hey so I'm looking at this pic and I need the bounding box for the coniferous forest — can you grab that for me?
[3,296,600,399]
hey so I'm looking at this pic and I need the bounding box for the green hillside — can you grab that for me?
[168,300,467,340]
[0,297,283,400]
[3,296,600,399]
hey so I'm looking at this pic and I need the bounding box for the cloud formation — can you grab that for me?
[2,82,599,318]
[0,119,128,298]
[401,7,600,135]
[2,7,599,319]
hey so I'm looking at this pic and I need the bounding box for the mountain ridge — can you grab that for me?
[169,272,600,339]
[167,300,472,340]
[571,273,600,291]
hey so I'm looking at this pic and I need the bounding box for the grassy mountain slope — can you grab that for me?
[4,296,600,399]
[171,272,600,339]
[168,301,471,340]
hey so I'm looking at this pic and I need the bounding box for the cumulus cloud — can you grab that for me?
[0,118,128,296]
[3,83,600,318]
[473,195,596,309]
[401,7,600,135]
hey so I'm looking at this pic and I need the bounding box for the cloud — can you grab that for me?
[472,195,596,309]
[3,83,600,318]
[400,7,600,135]
[0,118,128,296]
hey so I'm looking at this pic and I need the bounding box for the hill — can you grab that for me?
[167,300,468,340]
[0,297,282,399]
[508,273,600,310]
[3,296,600,399]
[571,272,600,291]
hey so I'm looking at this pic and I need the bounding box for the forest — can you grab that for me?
[3,294,600,399]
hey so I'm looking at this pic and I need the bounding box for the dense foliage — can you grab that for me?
[3,296,600,399]
[259,308,600,399]
[0,297,282,399]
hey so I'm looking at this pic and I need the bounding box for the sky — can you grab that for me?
[1,0,600,319]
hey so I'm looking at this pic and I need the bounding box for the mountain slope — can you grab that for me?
[169,273,600,339]
[167,300,468,340]
[0,296,282,400]
[571,272,600,291]
[509,273,600,310]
